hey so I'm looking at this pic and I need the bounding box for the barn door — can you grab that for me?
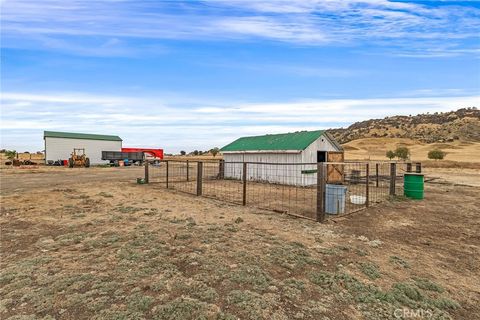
[327,152,344,184]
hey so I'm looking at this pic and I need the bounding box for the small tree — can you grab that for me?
[395,146,410,160]
[180,150,186,156]
[193,150,199,156]
[210,147,220,157]
[386,150,395,160]
[4,150,16,166]
[428,149,446,160]
[5,150,16,160]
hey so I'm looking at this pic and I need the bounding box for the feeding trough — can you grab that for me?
[350,195,366,205]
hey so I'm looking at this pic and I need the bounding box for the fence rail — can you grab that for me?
[146,159,420,221]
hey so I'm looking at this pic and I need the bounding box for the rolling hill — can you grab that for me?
[328,107,479,144]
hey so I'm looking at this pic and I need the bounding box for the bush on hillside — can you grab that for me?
[428,149,446,160]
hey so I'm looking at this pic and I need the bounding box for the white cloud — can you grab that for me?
[1,0,479,56]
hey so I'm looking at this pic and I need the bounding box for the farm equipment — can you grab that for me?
[121,148,163,159]
[69,148,90,168]
[102,151,144,166]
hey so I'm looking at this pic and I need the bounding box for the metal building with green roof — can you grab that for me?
[44,131,122,165]
[220,130,343,185]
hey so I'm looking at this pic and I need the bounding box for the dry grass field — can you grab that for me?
[343,138,480,163]
[1,166,479,319]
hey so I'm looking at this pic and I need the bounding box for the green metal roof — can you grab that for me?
[44,131,122,141]
[221,130,325,152]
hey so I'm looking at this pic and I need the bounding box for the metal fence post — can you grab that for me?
[416,162,422,173]
[407,162,412,173]
[196,162,203,196]
[144,161,149,184]
[186,160,190,182]
[219,159,225,180]
[316,163,326,222]
[365,163,370,207]
[242,162,247,206]
[166,160,169,188]
[389,163,396,196]
[375,163,379,187]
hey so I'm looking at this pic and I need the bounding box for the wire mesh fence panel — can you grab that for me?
[165,160,198,195]
[147,161,167,184]
[146,160,197,195]
[340,162,368,214]
[367,162,393,205]
[245,162,317,219]
[202,161,244,205]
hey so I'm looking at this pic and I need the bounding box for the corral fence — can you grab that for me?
[145,160,421,222]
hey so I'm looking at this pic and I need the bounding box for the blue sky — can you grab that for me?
[1,0,479,153]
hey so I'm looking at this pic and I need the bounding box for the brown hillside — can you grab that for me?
[342,138,480,163]
[328,107,480,144]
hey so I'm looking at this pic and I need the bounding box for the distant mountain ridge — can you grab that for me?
[328,107,480,144]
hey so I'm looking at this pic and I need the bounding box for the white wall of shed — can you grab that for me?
[45,137,122,164]
[301,135,339,163]
[222,152,318,186]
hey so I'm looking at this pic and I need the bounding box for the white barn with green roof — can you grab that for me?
[220,130,343,186]
[44,131,122,165]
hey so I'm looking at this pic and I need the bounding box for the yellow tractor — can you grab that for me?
[68,148,90,168]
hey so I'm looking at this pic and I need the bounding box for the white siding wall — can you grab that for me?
[45,137,122,164]
[301,136,338,163]
[222,134,341,186]
[223,152,317,186]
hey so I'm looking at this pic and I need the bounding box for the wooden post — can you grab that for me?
[316,163,326,222]
[219,160,225,179]
[242,162,247,206]
[196,162,203,196]
[365,163,370,207]
[166,160,169,188]
[375,163,379,187]
[389,163,396,196]
[416,162,422,173]
[144,161,149,184]
[407,162,412,173]
[186,160,190,182]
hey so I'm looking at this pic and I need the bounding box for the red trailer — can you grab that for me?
[121,148,164,159]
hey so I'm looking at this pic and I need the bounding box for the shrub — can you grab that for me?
[386,150,395,160]
[428,149,446,160]
[4,150,16,160]
[358,262,381,280]
[210,147,220,157]
[389,256,409,268]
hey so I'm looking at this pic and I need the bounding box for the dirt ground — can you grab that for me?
[0,166,145,195]
[1,167,479,319]
[422,168,480,187]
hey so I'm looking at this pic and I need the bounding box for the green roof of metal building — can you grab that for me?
[220,130,325,152]
[44,131,122,141]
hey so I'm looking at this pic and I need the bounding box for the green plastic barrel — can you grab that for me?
[404,173,424,200]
